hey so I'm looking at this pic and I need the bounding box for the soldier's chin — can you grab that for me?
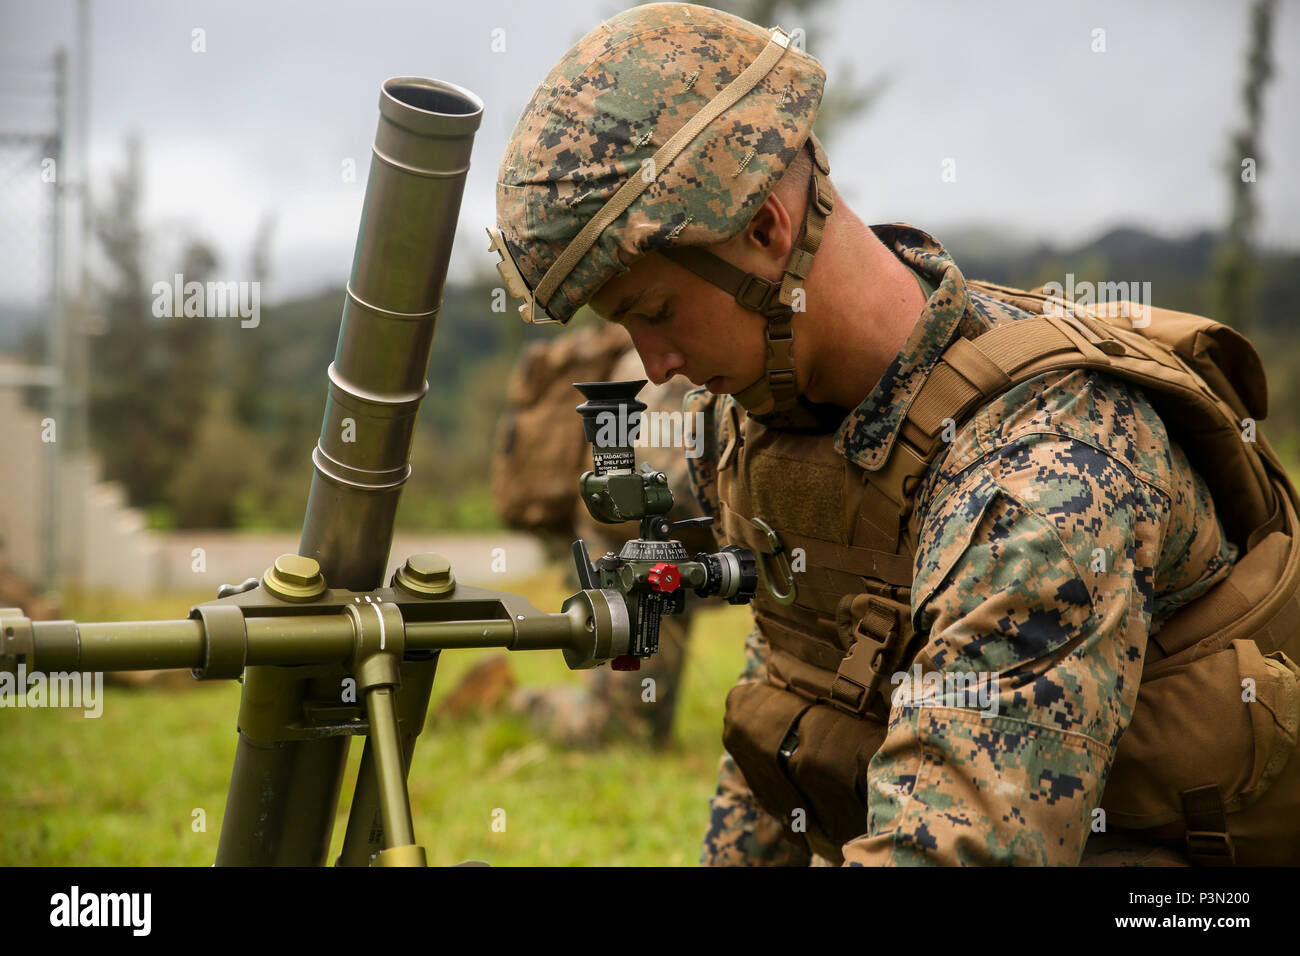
[707,376,725,393]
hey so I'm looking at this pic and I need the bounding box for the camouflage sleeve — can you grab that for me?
[842,370,1185,866]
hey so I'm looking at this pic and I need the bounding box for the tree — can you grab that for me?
[90,136,220,518]
[90,135,160,505]
[1214,0,1278,334]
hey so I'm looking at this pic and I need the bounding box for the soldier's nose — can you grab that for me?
[639,350,683,386]
[649,360,684,387]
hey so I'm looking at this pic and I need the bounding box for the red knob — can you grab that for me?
[611,654,641,671]
[647,562,681,593]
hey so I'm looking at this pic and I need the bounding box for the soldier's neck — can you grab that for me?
[795,211,925,411]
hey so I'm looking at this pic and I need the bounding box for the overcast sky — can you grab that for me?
[2,0,1297,305]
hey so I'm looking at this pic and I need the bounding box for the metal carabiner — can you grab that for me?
[750,516,797,606]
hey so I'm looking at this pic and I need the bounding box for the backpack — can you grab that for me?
[958,282,1300,864]
[491,321,629,535]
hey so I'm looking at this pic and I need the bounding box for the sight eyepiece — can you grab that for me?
[574,380,647,476]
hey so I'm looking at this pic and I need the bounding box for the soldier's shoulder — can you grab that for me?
[922,366,1178,508]
[909,367,1179,637]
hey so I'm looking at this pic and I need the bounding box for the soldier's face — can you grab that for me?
[588,251,768,393]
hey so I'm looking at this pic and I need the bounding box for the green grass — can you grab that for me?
[0,570,753,866]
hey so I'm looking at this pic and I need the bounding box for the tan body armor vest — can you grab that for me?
[718,282,1300,866]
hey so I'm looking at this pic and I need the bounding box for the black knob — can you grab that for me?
[692,545,757,605]
[725,545,758,605]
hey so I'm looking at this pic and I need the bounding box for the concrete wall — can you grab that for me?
[1,377,543,597]
[0,382,162,594]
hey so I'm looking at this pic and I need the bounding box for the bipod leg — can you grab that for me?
[337,651,438,866]
[364,682,425,865]
[346,603,429,868]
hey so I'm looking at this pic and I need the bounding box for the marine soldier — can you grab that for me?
[488,2,1300,865]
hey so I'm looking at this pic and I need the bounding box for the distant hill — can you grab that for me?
[943,224,1299,332]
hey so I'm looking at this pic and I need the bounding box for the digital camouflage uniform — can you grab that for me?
[689,225,1238,866]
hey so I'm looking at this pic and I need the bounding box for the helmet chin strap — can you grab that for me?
[659,133,833,416]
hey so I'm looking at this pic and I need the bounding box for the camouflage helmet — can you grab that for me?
[487,1,828,337]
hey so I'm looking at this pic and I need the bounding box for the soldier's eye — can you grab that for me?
[644,305,673,326]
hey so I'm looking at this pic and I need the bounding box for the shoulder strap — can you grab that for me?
[873,311,1278,549]
[865,314,1092,513]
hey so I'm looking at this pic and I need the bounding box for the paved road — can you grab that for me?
[154,530,546,594]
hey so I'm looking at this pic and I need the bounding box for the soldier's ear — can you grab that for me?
[729,193,795,263]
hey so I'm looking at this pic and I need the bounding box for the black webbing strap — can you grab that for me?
[1181,784,1236,866]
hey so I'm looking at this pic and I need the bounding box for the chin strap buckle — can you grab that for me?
[735,273,781,312]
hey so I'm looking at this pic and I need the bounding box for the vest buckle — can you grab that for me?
[1185,831,1236,866]
[1181,784,1237,866]
[826,596,905,717]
